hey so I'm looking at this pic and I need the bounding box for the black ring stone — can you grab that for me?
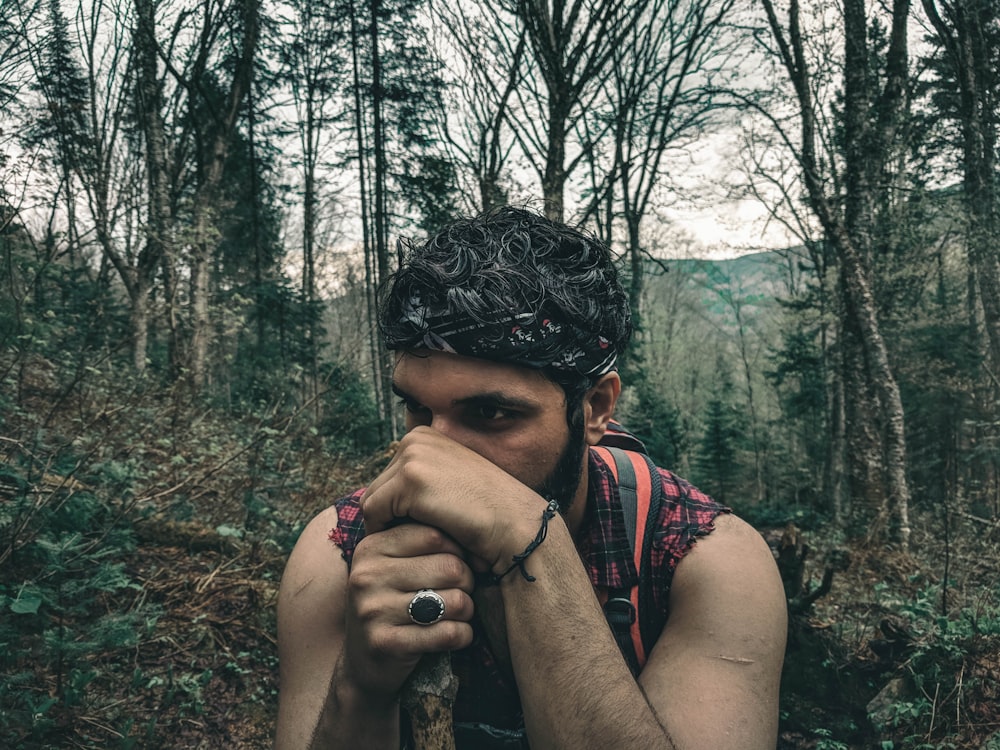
[409,590,445,625]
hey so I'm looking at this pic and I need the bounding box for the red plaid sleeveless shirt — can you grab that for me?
[330,444,727,738]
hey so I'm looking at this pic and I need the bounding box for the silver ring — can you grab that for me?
[408,589,446,625]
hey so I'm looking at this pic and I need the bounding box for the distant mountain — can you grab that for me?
[665,250,796,301]
[645,250,798,331]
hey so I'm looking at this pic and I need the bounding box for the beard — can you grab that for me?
[535,405,588,516]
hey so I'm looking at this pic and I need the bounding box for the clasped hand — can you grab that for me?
[340,427,549,698]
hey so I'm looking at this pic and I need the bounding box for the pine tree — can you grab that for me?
[695,359,746,505]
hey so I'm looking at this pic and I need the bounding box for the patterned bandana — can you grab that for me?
[391,292,618,378]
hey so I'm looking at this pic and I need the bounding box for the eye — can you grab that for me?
[397,397,429,416]
[471,403,516,422]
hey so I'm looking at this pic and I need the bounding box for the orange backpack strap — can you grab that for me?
[593,445,662,674]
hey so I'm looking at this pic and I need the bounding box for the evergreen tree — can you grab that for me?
[625,377,688,472]
[694,359,746,505]
[27,0,93,174]
[344,0,461,435]
[767,312,832,511]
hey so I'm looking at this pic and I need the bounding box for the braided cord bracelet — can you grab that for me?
[478,498,560,586]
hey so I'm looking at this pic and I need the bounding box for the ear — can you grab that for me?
[583,372,621,446]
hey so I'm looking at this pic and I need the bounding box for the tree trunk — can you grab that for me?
[828,353,846,523]
[830,222,911,547]
[369,0,389,281]
[133,0,173,374]
[922,0,1000,366]
[512,0,649,224]
[349,0,388,440]
[190,218,212,388]
[839,297,887,531]
[542,101,566,222]
[367,0,396,437]
[130,281,151,373]
[760,0,913,549]
[187,0,260,391]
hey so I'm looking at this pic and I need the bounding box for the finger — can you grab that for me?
[359,550,475,596]
[360,471,414,533]
[400,587,475,627]
[380,617,475,657]
[357,523,468,566]
[360,430,435,525]
[361,429,468,532]
[360,588,475,658]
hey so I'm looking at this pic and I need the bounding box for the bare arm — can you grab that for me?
[274,506,475,750]
[642,513,787,748]
[492,511,785,750]
[275,506,397,750]
[359,428,787,750]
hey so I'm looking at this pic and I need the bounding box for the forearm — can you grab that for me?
[498,520,676,750]
[307,660,402,750]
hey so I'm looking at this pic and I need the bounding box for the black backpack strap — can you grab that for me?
[612,446,640,551]
[601,446,642,676]
[635,452,664,659]
[598,446,665,676]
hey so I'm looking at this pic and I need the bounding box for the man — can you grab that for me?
[275,207,787,749]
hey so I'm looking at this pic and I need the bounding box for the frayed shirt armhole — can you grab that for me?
[665,507,731,574]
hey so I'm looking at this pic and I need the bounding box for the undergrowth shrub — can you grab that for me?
[0,345,372,747]
[0,471,151,747]
[870,583,1000,749]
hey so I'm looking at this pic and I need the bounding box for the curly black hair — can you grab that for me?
[377,206,632,400]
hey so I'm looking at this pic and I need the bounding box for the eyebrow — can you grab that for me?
[391,383,539,412]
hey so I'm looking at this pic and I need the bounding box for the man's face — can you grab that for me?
[392,350,589,516]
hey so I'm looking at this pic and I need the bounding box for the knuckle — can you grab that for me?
[438,621,474,650]
[351,593,381,623]
[458,591,476,620]
[419,525,447,548]
[352,533,382,559]
[396,458,426,487]
[366,626,398,657]
[347,561,378,592]
[436,553,467,583]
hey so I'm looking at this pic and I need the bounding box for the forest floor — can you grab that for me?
[1,373,999,749]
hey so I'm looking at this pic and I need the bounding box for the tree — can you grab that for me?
[182,0,261,390]
[625,378,689,471]
[495,0,652,221]
[698,260,771,502]
[11,0,152,371]
[696,357,746,504]
[580,0,738,327]
[133,0,176,374]
[276,0,349,327]
[921,0,1000,369]
[431,2,526,213]
[345,0,456,434]
[757,0,914,548]
[768,301,836,512]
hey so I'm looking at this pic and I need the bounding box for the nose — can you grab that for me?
[424,414,480,455]
[428,414,457,441]
[403,407,453,437]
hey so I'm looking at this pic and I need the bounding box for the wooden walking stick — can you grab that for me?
[399,587,512,749]
[401,652,458,750]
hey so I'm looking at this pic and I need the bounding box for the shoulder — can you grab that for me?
[669,511,776,580]
[275,504,351,747]
[655,466,729,515]
[278,487,368,613]
[668,512,786,633]
[278,503,348,616]
[649,466,729,569]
